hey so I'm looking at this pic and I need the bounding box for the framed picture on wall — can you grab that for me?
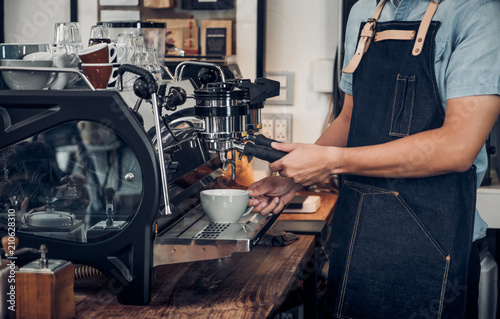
[182,0,234,10]
[100,10,140,21]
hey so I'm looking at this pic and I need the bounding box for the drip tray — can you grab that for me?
[194,223,231,239]
[153,205,278,266]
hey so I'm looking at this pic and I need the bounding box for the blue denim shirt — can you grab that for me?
[340,0,500,241]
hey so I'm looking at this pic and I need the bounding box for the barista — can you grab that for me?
[248,0,500,317]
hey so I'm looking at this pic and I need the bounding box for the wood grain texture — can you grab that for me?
[17,263,75,319]
[74,235,316,318]
[278,192,337,224]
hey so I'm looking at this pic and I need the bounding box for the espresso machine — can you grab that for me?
[0,61,283,305]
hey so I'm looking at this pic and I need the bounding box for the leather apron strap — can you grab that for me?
[342,0,386,74]
[343,0,441,74]
[412,0,441,55]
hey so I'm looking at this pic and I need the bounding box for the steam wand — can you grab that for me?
[117,64,172,215]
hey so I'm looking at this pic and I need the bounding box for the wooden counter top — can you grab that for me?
[278,192,338,225]
[74,235,316,319]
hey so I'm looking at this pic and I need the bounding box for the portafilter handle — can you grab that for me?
[234,134,287,163]
[247,134,279,148]
[235,143,287,163]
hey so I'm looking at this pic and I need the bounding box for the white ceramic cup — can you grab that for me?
[107,63,121,89]
[23,52,53,61]
[200,189,253,224]
[0,59,57,90]
[116,42,133,64]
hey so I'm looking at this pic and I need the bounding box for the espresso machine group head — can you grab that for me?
[158,61,283,181]
[193,81,248,176]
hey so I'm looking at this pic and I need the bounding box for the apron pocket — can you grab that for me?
[335,182,450,319]
[389,74,415,138]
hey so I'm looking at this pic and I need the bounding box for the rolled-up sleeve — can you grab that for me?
[445,0,500,99]
[339,4,365,96]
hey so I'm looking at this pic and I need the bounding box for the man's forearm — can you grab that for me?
[332,95,500,179]
[315,94,353,147]
[333,128,474,178]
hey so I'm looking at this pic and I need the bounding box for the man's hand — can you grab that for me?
[247,176,300,215]
[269,142,338,185]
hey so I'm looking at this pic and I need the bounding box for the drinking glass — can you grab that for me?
[144,49,162,82]
[116,33,140,90]
[116,33,137,64]
[88,25,111,46]
[135,34,146,55]
[53,22,83,62]
[131,35,148,69]
[54,22,82,45]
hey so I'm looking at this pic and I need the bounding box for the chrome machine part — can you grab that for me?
[151,92,172,215]
[193,82,248,179]
[117,64,172,215]
[158,68,282,179]
[174,60,226,82]
[231,79,263,134]
[153,208,278,265]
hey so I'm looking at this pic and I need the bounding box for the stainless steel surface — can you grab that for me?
[174,61,226,82]
[161,65,175,80]
[247,108,262,133]
[17,259,71,274]
[153,204,276,266]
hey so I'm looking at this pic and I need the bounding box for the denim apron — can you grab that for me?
[324,1,476,318]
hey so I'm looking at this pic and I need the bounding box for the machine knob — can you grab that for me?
[198,68,218,86]
[104,187,116,202]
[163,87,187,111]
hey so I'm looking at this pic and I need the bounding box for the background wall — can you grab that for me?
[250,0,339,179]
[4,0,71,43]
[264,0,337,141]
[3,0,97,45]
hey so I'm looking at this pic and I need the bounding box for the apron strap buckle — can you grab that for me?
[342,19,377,74]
